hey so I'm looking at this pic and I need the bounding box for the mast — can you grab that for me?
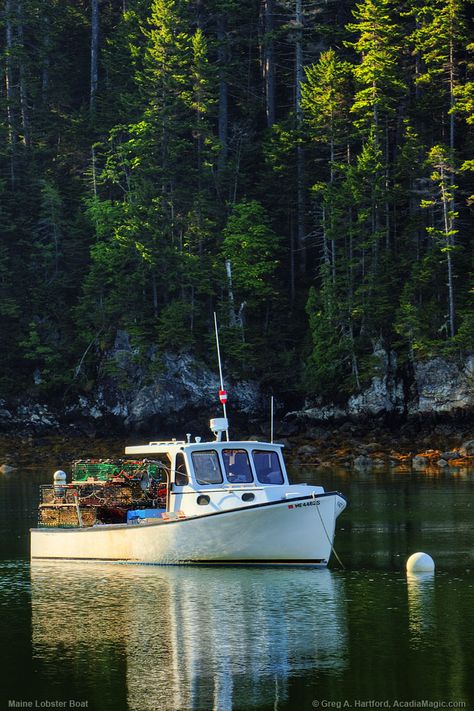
[213,312,229,441]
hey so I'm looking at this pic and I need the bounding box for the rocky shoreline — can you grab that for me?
[1,334,473,437]
[1,336,473,475]
[1,418,474,477]
[288,421,474,472]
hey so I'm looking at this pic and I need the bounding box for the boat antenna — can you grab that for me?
[270,395,274,444]
[213,312,229,441]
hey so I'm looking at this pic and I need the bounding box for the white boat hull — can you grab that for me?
[30,493,346,566]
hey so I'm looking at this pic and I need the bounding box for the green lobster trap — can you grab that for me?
[72,459,163,483]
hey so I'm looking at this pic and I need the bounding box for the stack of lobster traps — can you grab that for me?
[38,459,167,528]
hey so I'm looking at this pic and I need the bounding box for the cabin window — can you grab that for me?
[192,450,223,485]
[174,453,189,487]
[252,450,284,485]
[222,449,253,483]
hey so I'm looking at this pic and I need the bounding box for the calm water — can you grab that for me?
[0,455,473,711]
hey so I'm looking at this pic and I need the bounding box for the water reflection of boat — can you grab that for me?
[31,562,347,710]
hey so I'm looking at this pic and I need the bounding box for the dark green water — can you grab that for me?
[0,459,473,711]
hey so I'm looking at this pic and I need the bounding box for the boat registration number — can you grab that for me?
[288,500,319,510]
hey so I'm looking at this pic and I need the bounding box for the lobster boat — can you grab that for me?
[30,416,346,566]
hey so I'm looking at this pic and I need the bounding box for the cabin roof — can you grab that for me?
[124,440,284,456]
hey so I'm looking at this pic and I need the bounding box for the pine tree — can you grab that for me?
[422,144,459,337]
[408,0,467,149]
[346,0,406,134]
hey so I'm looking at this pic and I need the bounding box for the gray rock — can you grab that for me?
[410,356,474,414]
[0,409,12,422]
[365,442,383,453]
[307,426,330,441]
[297,445,319,458]
[0,464,14,474]
[339,421,354,433]
[434,424,455,436]
[440,451,460,460]
[459,440,474,456]
[293,403,347,421]
[290,354,474,423]
[412,455,428,469]
[278,419,300,437]
[353,455,373,470]
[96,348,264,428]
[437,459,449,468]
[16,403,59,428]
[348,376,404,416]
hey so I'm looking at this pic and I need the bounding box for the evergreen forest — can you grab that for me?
[1,0,473,404]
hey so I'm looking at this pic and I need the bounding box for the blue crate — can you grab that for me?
[127,508,164,522]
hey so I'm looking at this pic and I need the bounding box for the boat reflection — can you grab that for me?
[31,562,348,710]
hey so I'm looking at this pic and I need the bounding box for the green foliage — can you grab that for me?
[454,81,474,125]
[346,0,406,130]
[305,286,353,399]
[222,200,280,305]
[157,301,195,352]
[408,0,467,88]
[0,0,473,404]
[301,49,353,145]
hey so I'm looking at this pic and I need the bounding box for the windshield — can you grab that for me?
[252,450,284,485]
[192,450,223,485]
[222,449,253,483]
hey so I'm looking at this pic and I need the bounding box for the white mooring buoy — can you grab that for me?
[406,552,435,574]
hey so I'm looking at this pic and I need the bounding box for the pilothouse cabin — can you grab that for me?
[125,434,321,519]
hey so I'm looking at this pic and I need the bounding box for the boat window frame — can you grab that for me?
[221,448,254,484]
[252,449,285,485]
[174,452,189,487]
[191,449,224,486]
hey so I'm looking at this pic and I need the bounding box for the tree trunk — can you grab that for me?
[262,0,276,127]
[322,205,330,267]
[329,134,336,285]
[449,35,455,152]
[217,14,228,173]
[295,0,306,274]
[440,171,455,337]
[384,119,390,249]
[289,223,295,305]
[225,259,237,327]
[446,247,455,338]
[91,145,98,197]
[90,0,100,115]
[42,14,50,104]
[17,1,30,147]
[152,273,158,318]
[5,0,17,184]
